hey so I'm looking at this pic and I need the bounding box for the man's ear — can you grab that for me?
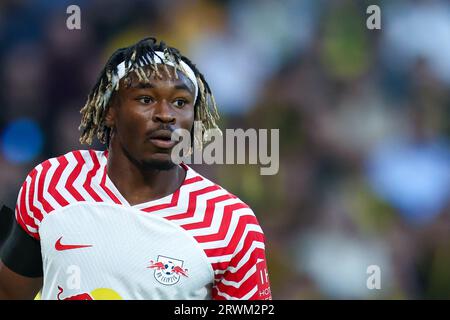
[104,106,115,128]
[104,95,117,128]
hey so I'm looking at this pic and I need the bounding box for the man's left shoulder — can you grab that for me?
[186,167,261,224]
[205,181,260,222]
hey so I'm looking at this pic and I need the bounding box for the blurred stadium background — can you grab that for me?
[0,0,449,299]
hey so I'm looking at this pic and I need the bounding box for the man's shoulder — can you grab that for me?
[20,149,105,190]
[184,165,258,218]
[49,149,105,166]
[29,149,104,173]
[14,149,106,236]
[182,167,266,257]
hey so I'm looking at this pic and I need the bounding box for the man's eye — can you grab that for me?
[138,97,153,104]
[173,99,187,108]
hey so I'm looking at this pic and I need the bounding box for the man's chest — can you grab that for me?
[38,202,214,299]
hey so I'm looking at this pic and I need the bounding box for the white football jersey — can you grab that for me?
[15,150,272,300]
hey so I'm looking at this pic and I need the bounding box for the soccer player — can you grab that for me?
[0,37,272,300]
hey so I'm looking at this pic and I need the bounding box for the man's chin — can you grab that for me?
[140,158,176,171]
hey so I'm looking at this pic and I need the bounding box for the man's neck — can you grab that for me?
[106,147,186,206]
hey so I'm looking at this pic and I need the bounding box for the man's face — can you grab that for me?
[106,65,195,170]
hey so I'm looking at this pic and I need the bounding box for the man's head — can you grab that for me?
[79,37,219,170]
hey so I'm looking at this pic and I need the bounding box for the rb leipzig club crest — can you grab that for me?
[147,255,189,285]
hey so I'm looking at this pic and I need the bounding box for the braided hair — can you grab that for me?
[79,37,220,147]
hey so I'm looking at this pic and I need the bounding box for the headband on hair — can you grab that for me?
[111,51,199,103]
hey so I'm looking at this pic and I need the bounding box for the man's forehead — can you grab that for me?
[120,64,195,93]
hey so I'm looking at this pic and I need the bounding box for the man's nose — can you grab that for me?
[152,100,176,124]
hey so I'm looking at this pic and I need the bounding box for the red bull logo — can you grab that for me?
[57,286,122,300]
[57,286,93,300]
[148,255,188,285]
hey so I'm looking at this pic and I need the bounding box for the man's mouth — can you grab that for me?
[148,130,177,149]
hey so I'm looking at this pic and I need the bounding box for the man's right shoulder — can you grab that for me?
[23,149,105,181]
[19,150,102,190]
[38,149,104,169]
[15,149,106,235]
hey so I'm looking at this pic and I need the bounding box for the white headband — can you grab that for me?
[111,50,198,103]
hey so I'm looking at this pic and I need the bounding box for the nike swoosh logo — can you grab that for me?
[55,237,92,251]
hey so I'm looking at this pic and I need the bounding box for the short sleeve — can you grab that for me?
[15,166,43,240]
[212,217,272,300]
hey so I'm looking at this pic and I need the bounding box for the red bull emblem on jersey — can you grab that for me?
[57,286,93,300]
[56,286,123,300]
[148,255,189,285]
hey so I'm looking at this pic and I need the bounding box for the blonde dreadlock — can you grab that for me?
[79,37,220,147]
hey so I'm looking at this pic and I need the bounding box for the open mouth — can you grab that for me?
[148,130,176,149]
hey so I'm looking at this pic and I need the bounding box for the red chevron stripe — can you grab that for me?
[48,156,69,207]
[16,196,38,239]
[19,176,41,240]
[181,194,234,230]
[142,188,180,212]
[27,168,43,222]
[194,203,250,243]
[202,215,260,257]
[212,287,223,300]
[210,240,263,274]
[213,248,265,283]
[100,166,122,204]
[209,233,264,275]
[141,176,204,212]
[14,204,22,226]
[211,260,230,273]
[210,234,261,268]
[165,185,221,220]
[226,233,265,269]
[183,176,203,185]
[215,271,258,299]
[221,247,265,282]
[248,290,261,300]
[37,160,54,213]
[190,230,264,277]
[15,204,25,231]
[66,151,85,201]
[83,150,102,202]
[18,183,29,227]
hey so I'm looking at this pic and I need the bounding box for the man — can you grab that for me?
[0,37,272,300]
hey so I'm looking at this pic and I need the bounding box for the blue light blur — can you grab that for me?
[1,118,43,164]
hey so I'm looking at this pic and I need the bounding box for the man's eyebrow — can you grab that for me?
[174,83,194,93]
[131,82,193,93]
[132,82,155,89]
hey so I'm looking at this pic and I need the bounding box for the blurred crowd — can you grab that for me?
[0,0,449,299]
